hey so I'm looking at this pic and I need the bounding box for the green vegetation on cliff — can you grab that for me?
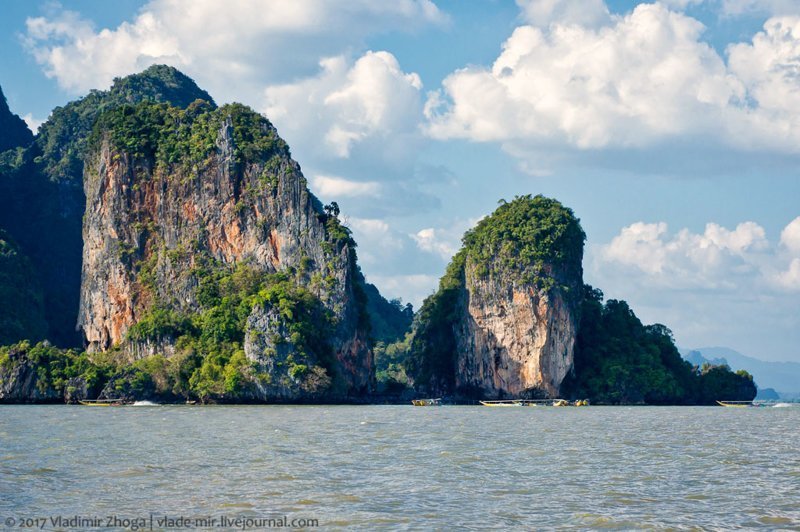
[463,195,585,292]
[364,286,413,344]
[0,260,343,403]
[78,91,371,402]
[92,100,288,172]
[404,253,465,394]
[0,341,111,401]
[403,194,754,404]
[365,284,414,393]
[1,66,383,403]
[36,65,215,182]
[0,85,33,153]
[561,286,757,404]
[123,260,337,401]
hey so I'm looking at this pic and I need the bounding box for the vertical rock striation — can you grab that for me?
[454,260,579,398]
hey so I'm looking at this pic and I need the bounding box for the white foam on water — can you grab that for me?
[131,400,160,406]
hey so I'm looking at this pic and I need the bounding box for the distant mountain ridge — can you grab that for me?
[682,347,800,395]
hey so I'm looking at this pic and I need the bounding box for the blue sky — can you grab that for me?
[2,0,800,363]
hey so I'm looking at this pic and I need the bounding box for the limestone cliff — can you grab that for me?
[78,100,372,400]
[454,262,578,397]
[407,195,585,398]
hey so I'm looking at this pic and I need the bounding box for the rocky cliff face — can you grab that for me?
[407,195,584,398]
[0,357,60,403]
[454,261,578,398]
[78,100,372,399]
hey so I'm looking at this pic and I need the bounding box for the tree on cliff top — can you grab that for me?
[462,194,585,293]
[36,64,216,183]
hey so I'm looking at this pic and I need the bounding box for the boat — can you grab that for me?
[78,399,129,407]
[479,398,583,407]
[716,400,754,408]
[479,400,525,407]
[411,398,442,406]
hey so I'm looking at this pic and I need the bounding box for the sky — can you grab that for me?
[1,0,799,363]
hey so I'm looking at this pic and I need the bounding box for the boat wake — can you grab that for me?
[772,403,793,408]
[131,400,160,407]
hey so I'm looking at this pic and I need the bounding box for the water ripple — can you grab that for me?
[0,405,798,529]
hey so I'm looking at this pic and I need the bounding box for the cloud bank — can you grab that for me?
[24,0,445,96]
[589,216,800,359]
[426,3,800,166]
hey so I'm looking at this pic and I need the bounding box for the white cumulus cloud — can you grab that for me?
[426,2,800,160]
[596,219,793,292]
[23,0,445,99]
[310,175,381,199]
[264,51,423,160]
[773,258,800,290]
[427,4,740,149]
[588,216,800,359]
[598,221,769,289]
[411,228,459,260]
[780,216,800,254]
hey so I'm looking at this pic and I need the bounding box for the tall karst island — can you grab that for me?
[0,66,756,404]
[406,196,584,398]
[1,66,376,402]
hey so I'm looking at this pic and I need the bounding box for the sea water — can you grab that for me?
[1,405,798,529]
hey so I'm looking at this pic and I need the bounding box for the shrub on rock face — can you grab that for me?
[0,341,111,403]
[120,262,339,402]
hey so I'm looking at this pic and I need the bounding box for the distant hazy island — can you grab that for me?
[0,67,755,405]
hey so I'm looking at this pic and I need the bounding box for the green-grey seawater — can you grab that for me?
[1,405,798,530]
